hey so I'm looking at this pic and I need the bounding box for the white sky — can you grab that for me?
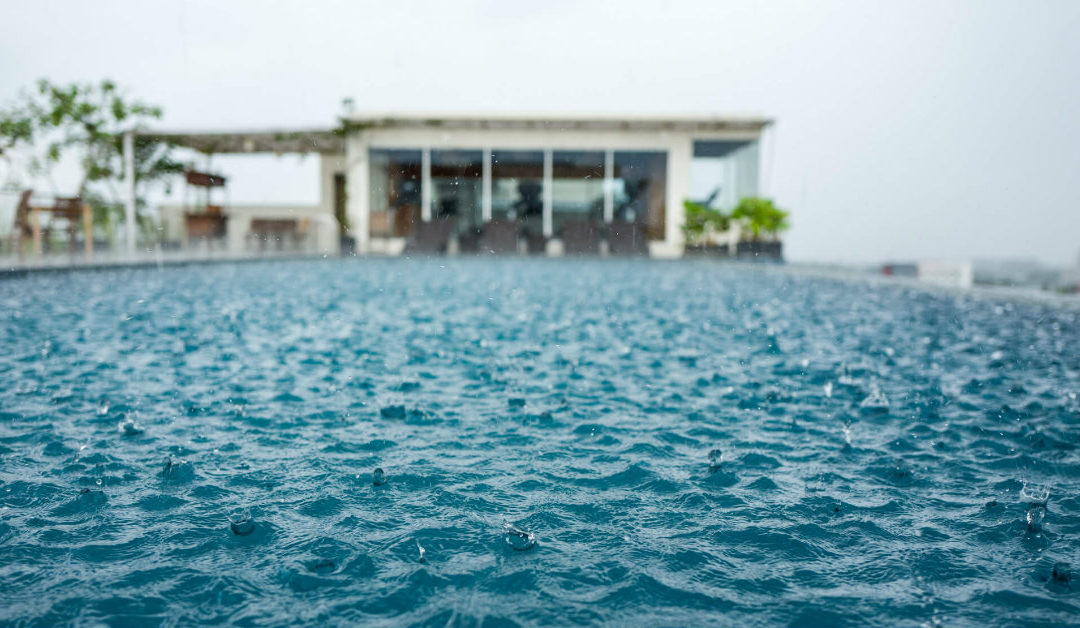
[2,0,1078,265]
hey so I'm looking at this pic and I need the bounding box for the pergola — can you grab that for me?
[120,127,343,254]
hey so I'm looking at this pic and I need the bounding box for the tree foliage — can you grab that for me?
[23,79,182,195]
[0,79,183,237]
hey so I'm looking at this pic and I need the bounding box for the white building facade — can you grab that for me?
[139,114,771,258]
[345,114,770,257]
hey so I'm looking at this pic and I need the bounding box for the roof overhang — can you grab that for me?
[136,127,344,154]
[342,112,773,134]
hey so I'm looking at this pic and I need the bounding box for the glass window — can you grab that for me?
[690,140,758,211]
[431,150,483,234]
[491,150,544,235]
[552,150,604,234]
[369,148,421,237]
[613,151,667,240]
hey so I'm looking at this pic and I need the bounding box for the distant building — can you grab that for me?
[147,113,772,257]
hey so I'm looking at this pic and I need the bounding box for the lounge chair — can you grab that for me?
[404,217,455,255]
[608,219,649,256]
[477,219,519,254]
[559,219,601,255]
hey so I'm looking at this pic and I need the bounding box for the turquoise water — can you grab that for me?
[1,258,1078,626]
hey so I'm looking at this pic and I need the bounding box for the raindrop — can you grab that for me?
[708,448,723,472]
[1052,562,1070,584]
[1021,484,1050,532]
[503,522,536,551]
[229,508,255,536]
[118,419,144,436]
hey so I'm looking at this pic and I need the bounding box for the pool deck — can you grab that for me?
[3,252,1078,308]
[0,251,331,279]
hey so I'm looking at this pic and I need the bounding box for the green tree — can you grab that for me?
[2,79,183,240]
[731,197,790,241]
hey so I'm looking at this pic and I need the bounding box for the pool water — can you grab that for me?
[1,258,1078,626]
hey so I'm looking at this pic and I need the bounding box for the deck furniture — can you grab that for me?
[404,217,456,255]
[10,190,93,259]
[559,220,601,255]
[182,169,229,247]
[477,219,520,254]
[608,219,649,256]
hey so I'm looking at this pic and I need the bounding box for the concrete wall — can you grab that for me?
[345,126,761,257]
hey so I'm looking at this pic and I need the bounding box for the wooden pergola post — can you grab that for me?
[31,207,42,258]
[83,203,93,258]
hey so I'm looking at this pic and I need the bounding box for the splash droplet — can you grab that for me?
[503,522,536,551]
[228,508,255,536]
[708,448,723,472]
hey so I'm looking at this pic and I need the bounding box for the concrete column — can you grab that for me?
[665,137,694,253]
[542,148,553,237]
[603,149,614,223]
[344,134,369,254]
[421,148,432,221]
[481,147,492,222]
[123,131,136,257]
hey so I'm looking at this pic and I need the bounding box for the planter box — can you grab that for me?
[684,241,784,261]
[735,240,783,261]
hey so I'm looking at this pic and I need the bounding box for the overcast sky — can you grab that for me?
[2,0,1078,265]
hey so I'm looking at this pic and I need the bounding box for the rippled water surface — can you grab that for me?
[2,258,1079,626]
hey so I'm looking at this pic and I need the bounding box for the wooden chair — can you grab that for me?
[10,190,93,259]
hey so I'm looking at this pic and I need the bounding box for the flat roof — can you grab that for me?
[137,128,344,154]
[139,113,772,154]
[344,112,773,133]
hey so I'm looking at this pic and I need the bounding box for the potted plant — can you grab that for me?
[682,200,736,255]
[730,197,789,260]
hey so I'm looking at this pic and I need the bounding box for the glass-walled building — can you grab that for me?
[347,114,771,257]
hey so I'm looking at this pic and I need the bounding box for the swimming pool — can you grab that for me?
[1,258,1077,626]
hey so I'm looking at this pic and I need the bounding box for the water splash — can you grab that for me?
[708,448,723,472]
[228,508,255,536]
[373,467,387,487]
[841,418,853,447]
[859,385,890,412]
[1021,484,1050,532]
[1052,562,1070,584]
[503,522,536,551]
[118,419,144,436]
[417,540,427,563]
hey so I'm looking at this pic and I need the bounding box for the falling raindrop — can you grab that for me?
[503,522,536,551]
